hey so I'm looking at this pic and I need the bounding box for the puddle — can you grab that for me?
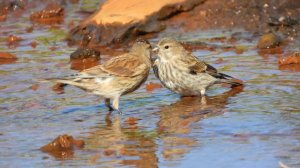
[0,1,300,168]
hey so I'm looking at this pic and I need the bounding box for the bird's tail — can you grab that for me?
[37,77,69,85]
[216,73,244,88]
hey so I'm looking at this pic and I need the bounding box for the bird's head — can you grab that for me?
[153,37,186,62]
[130,38,152,60]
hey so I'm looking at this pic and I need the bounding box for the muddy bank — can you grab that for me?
[68,0,300,47]
[165,0,300,35]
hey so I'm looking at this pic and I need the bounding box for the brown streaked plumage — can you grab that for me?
[50,39,152,113]
[152,37,243,97]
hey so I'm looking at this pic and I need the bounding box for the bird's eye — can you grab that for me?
[164,45,169,49]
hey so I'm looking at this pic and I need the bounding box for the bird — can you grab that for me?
[49,38,152,113]
[152,37,243,97]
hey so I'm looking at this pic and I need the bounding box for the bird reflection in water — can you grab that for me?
[157,86,243,161]
[85,86,243,167]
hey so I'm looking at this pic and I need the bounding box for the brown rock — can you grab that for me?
[30,4,64,25]
[7,35,22,46]
[103,149,116,156]
[40,134,85,160]
[70,48,100,60]
[278,52,300,65]
[69,0,79,4]
[26,26,34,33]
[0,52,17,59]
[125,117,141,125]
[0,6,7,18]
[70,48,100,71]
[0,52,17,65]
[52,83,66,94]
[68,0,204,46]
[30,41,38,48]
[257,33,281,49]
[258,46,283,56]
[279,64,300,72]
[30,84,39,91]
[70,57,99,71]
[49,46,57,51]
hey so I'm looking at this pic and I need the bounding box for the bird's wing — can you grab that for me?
[81,64,110,77]
[50,54,147,83]
[100,53,148,77]
[181,54,233,79]
[179,54,208,74]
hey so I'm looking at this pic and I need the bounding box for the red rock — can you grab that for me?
[0,52,17,64]
[49,46,57,51]
[278,52,300,65]
[30,41,38,48]
[0,7,8,22]
[0,52,17,59]
[258,46,283,56]
[26,26,34,33]
[52,83,66,94]
[40,134,84,152]
[30,84,39,91]
[70,58,99,71]
[68,0,204,46]
[146,82,162,92]
[235,48,244,54]
[279,64,300,72]
[125,117,140,125]
[103,149,116,156]
[40,134,84,160]
[6,35,22,46]
[30,4,64,25]
[0,14,7,22]
[69,0,79,4]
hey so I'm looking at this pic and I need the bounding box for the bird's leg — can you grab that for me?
[201,96,207,104]
[104,98,114,111]
[105,110,113,126]
[200,89,206,96]
[112,96,122,114]
[200,89,207,104]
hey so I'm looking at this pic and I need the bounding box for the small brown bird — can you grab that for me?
[152,37,243,97]
[51,39,152,113]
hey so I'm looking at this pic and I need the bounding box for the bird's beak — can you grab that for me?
[152,47,159,54]
[151,47,159,62]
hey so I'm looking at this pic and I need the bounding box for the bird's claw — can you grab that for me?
[117,109,123,115]
[112,107,123,115]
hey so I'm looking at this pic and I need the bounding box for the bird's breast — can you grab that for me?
[154,61,216,96]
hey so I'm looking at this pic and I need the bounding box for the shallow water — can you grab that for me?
[1,1,300,168]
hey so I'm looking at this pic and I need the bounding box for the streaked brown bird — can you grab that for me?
[152,37,243,97]
[50,39,152,113]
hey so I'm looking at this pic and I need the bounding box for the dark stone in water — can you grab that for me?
[70,48,100,60]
